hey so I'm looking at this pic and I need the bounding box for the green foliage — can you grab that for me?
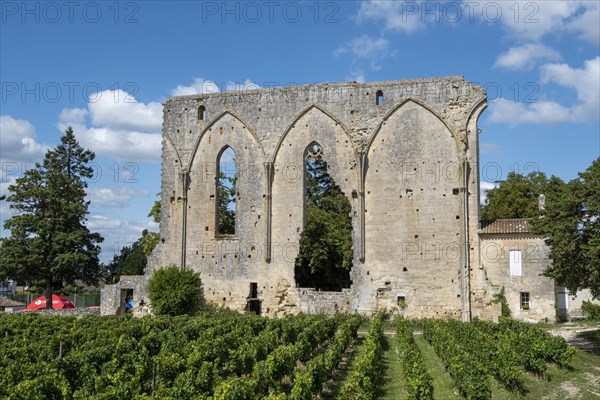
[217,172,236,235]
[148,197,161,223]
[214,314,344,399]
[139,232,159,257]
[0,314,579,399]
[0,312,348,399]
[0,127,103,307]
[582,301,600,320]
[481,171,552,219]
[295,155,353,291]
[492,287,511,318]
[337,313,385,400]
[140,197,161,257]
[423,318,576,400]
[289,316,361,399]
[423,320,491,399]
[396,318,433,399]
[106,235,148,283]
[533,157,600,298]
[147,266,202,316]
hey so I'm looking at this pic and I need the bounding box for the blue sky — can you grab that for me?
[1,0,599,263]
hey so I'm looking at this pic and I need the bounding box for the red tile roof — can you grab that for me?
[0,297,26,307]
[479,219,533,234]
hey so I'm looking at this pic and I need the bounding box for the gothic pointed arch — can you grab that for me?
[188,110,264,171]
[272,104,354,164]
[185,109,266,269]
[365,98,458,156]
[270,104,360,281]
[363,96,463,313]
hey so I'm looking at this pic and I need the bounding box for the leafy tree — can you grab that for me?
[295,155,353,291]
[147,265,202,315]
[106,234,148,283]
[481,171,551,219]
[0,127,103,308]
[140,196,160,256]
[217,172,236,235]
[533,158,600,298]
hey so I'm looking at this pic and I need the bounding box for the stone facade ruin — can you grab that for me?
[101,77,596,322]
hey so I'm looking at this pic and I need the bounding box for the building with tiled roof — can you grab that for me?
[479,219,532,234]
[0,297,26,313]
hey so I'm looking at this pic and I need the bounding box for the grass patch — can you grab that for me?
[380,336,408,400]
[481,346,600,400]
[578,329,600,354]
[537,320,600,330]
[515,347,600,400]
[413,336,600,400]
[321,337,365,400]
[414,336,460,399]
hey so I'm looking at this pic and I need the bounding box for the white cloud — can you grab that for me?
[0,174,17,229]
[88,90,162,132]
[171,78,221,96]
[0,115,49,164]
[59,107,88,124]
[171,78,261,96]
[224,79,261,92]
[540,56,600,121]
[354,1,598,45]
[480,143,502,154]
[480,181,496,205]
[487,98,571,126]
[87,214,158,263]
[335,35,394,72]
[59,90,163,162]
[487,0,582,41]
[57,120,162,163]
[488,57,599,126]
[566,2,600,45]
[87,186,149,208]
[335,35,390,59]
[494,43,561,71]
[355,0,427,33]
[352,72,366,83]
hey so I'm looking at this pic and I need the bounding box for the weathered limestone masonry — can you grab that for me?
[479,219,555,322]
[103,77,493,320]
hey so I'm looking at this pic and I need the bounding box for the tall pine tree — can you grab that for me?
[0,127,103,308]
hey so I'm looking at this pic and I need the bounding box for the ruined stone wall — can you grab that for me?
[100,275,148,316]
[103,77,489,319]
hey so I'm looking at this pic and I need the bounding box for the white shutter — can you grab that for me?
[509,250,522,276]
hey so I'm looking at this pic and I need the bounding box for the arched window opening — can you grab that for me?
[216,146,236,236]
[294,142,353,291]
[376,90,383,105]
[198,105,206,121]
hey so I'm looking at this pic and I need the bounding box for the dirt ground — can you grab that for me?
[546,321,600,352]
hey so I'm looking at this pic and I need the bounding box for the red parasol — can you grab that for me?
[25,294,76,310]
